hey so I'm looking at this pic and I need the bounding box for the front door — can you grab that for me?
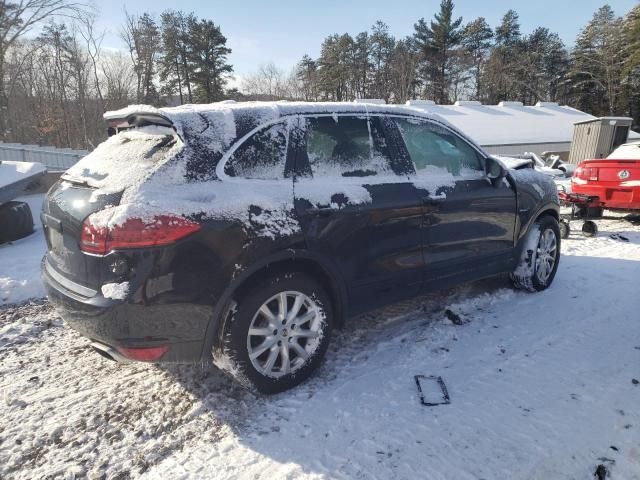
[291,114,424,314]
[390,117,517,285]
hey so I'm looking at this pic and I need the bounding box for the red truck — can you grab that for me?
[571,142,640,211]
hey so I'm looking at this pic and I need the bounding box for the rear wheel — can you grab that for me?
[511,216,561,292]
[0,201,34,244]
[216,271,333,394]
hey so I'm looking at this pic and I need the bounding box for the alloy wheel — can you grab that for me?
[535,228,558,284]
[246,291,324,378]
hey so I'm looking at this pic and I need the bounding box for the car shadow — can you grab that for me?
[157,274,514,474]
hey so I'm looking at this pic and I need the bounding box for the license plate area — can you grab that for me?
[607,189,632,203]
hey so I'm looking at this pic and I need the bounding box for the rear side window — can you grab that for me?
[224,122,289,179]
[302,116,392,178]
[395,118,483,176]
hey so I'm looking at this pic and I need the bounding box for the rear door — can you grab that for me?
[291,114,424,314]
[391,117,517,284]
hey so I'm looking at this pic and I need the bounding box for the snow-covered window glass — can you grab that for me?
[224,122,289,179]
[303,116,392,178]
[395,118,483,177]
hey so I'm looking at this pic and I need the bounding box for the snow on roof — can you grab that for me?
[104,100,640,153]
[103,101,484,153]
[406,100,602,146]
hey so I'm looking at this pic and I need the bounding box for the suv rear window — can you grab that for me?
[395,118,483,176]
[302,116,392,178]
[62,128,180,189]
[224,122,289,179]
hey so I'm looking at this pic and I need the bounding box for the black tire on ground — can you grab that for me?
[510,215,561,292]
[217,271,334,394]
[0,201,34,244]
[559,219,570,239]
[582,220,598,237]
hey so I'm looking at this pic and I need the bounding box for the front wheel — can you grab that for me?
[511,216,561,292]
[215,271,333,394]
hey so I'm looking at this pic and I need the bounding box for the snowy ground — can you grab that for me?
[1,196,640,479]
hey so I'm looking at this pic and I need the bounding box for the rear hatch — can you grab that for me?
[574,159,640,186]
[43,127,183,291]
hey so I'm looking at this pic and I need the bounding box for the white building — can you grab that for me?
[406,100,640,157]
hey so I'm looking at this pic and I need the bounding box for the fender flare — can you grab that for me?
[516,201,560,250]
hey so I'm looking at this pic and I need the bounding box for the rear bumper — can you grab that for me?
[571,183,640,210]
[41,257,214,363]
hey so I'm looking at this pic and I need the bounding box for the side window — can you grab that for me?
[224,122,289,179]
[302,116,392,178]
[395,118,483,176]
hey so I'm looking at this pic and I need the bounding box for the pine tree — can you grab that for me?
[296,55,319,101]
[483,9,522,103]
[159,10,196,104]
[569,5,623,115]
[187,19,232,103]
[369,21,395,101]
[413,0,463,103]
[495,10,520,47]
[461,17,493,99]
[621,5,640,125]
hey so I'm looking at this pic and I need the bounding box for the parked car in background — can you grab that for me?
[571,141,640,212]
[40,101,561,393]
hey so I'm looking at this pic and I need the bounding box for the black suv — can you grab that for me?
[41,102,560,393]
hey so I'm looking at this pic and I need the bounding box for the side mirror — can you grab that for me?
[485,157,506,187]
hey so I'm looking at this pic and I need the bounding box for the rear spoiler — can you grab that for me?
[104,111,175,137]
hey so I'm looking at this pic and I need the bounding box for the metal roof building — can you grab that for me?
[406,100,640,157]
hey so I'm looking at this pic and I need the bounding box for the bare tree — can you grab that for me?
[242,62,295,99]
[0,0,87,136]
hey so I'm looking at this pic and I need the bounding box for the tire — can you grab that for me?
[215,271,333,394]
[559,219,570,239]
[511,215,561,292]
[582,220,598,237]
[0,201,34,244]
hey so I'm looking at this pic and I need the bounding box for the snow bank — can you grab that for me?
[0,161,46,190]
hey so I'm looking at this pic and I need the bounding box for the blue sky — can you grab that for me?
[95,0,639,83]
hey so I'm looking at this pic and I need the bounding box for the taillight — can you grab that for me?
[80,214,201,254]
[574,166,599,181]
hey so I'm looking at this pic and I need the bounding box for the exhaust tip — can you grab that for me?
[90,341,131,363]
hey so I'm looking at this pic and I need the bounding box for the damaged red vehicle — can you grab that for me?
[571,142,640,211]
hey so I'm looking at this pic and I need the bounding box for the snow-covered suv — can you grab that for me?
[41,101,561,393]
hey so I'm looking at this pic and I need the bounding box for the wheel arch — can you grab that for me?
[202,250,348,359]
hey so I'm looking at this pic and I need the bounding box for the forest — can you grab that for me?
[1,0,639,150]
